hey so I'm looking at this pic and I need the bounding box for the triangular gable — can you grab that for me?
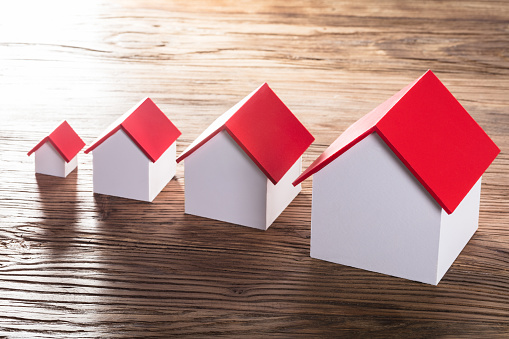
[177,83,315,184]
[28,120,85,162]
[293,70,500,214]
[85,98,181,162]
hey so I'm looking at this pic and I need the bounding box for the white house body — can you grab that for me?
[294,70,499,285]
[28,120,85,178]
[184,130,301,230]
[310,133,481,285]
[92,129,176,202]
[178,83,314,230]
[85,97,182,202]
[35,141,78,178]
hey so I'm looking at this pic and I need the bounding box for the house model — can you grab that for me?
[177,83,314,230]
[293,70,500,285]
[85,98,181,202]
[27,120,85,178]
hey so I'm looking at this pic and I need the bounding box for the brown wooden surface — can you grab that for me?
[1,0,508,337]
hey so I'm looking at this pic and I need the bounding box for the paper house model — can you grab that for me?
[85,98,181,202]
[27,120,85,178]
[177,83,314,230]
[293,70,500,285]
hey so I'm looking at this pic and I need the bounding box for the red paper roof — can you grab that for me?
[85,98,181,162]
[293,70,500,214]
[28,120,85,162]
[177,83,315,184]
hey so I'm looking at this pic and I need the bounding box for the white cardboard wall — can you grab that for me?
[148,142,176,202]
[64,156,78,177]
[311,133,443,285]
[184,130,268,229]
[92,129,150,201]
[437,177,481,283]
[266,158,302,227]
[35,142,78,178]
[184,130,303,230]
[92,129,176,202]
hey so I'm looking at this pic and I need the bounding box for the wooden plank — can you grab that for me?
[0,0,508,336]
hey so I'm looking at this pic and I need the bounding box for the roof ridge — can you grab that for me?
[293,70,499,214]
[292,73,423,186]
[177,83,314,184]
[176,84,265,163]
[85,98,181,162]
[27,120,85,163]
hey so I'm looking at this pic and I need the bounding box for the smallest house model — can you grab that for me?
[293,70,500,285]
[177,83,314,230]
[85,98,181,202]
[27,120,85,178]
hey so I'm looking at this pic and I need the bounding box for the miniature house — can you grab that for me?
[293,70,500,285]
[85,98,181,202]
[27,120,85,178]
[177,83,314,230]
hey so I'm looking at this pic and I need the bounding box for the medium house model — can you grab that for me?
[293,70,500,285]
[85,98,181,202]
[27,120,85,178]
[177,83,314,230]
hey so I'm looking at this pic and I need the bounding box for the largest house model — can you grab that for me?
[178,83,314,230]
[85,98,181,202]
[293,70,500,285]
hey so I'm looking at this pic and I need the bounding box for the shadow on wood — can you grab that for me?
[36,170,79,255]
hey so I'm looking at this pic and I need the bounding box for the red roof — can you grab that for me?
[85,98,181,162]
[177,83,315,185]
[28,120,85,162]
[293,70,500,214]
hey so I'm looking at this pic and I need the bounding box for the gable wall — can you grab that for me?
[184,130,267,229]
[311,132,442,284]
[92,129,150,201]
[35,142,66,177]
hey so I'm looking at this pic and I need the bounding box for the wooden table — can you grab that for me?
[1,0,508,337]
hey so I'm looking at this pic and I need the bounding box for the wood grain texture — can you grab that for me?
[1,0,508,337]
